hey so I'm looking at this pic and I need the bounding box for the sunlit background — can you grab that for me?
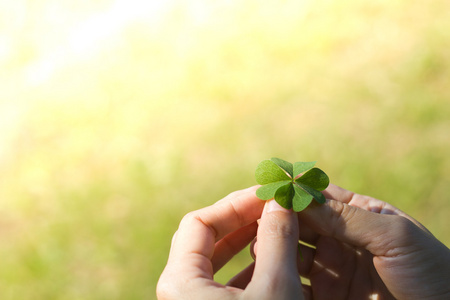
[1,0,449,298]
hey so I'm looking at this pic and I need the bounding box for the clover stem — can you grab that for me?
[298,242,303,261]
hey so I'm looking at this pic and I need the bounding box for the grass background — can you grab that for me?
[1,0,449,299]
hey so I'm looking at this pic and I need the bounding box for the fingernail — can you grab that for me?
[250,237,257,260]
[266,200,288,213]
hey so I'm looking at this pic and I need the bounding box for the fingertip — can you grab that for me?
[252,200,300,278]
[265,198,290,213]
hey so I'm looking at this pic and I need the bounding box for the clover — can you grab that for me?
[255,158,329,212]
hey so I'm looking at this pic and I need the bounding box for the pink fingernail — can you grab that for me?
[266,200,288,213]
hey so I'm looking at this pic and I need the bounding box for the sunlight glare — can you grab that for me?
[25,0,174,85]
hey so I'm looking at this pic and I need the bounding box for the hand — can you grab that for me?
[157,186,304,300]
[279,184,450,300]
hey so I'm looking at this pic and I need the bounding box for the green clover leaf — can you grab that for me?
[255,158,329,212]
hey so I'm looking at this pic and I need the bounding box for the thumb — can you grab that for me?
[299,199,422,257]
[248,200,302,297]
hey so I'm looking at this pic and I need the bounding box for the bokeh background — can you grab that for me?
[1,0,449,299]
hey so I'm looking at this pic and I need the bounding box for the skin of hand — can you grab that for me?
[251,184,450,300]
[156,186,304,300]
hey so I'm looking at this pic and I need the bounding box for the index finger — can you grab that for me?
[324,184,406,215]
[298,184,414,245]
[168,186,265,277]
[322,183,356,203]
[322,184,427,231]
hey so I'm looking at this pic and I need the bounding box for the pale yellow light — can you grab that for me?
[21,0,174,86]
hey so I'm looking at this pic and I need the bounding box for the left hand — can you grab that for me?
[157,186,305,300]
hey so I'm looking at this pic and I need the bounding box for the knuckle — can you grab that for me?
[379,215,423,256]
[326,200,346,233]
[179,211,198,227]
[390,215,420,241]
[263,212,298,239]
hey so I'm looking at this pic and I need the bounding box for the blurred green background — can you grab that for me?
[1,0,449,299]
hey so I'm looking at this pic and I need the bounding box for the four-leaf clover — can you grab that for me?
[255,158,329,212]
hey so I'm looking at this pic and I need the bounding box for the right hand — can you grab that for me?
[295,184,450,299]
[251,184,450,299]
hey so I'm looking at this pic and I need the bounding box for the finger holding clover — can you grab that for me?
[158,158,450,300]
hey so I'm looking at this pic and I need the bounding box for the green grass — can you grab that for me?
[1,0,450,299]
